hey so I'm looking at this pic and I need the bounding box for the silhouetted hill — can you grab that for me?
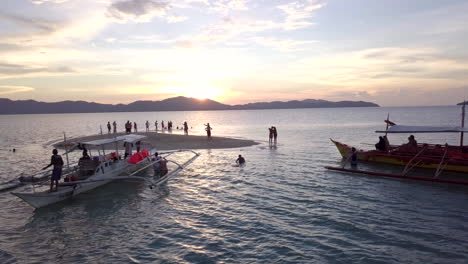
[0,96,379,114]
[232,99,378,110]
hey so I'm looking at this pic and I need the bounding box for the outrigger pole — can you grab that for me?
[63,132,70,169]
[461,101,466,147]
[385,113,390,137]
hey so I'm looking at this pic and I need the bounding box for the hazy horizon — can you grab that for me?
[2,95,466,108]
[1,0,467,106]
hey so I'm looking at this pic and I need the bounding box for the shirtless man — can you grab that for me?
[42,149,64,192]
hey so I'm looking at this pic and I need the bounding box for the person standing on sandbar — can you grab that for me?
[273,126,278,143]
[205,123,212,139]
[184,121,189,135]
[268,127,273,144]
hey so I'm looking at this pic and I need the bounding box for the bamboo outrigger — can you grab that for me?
[11,134,200,208]
[326,103,468,186]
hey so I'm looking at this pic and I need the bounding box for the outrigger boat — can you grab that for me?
[326,104,468,185]
[12,134,200,208]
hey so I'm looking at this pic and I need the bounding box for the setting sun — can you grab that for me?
[185,81,224,100]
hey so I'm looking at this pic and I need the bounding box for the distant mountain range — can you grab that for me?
[0,96,379,115]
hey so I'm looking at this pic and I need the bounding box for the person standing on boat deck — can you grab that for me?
[162,121,165,130]
[205,123,212,139]
[107,121,111,134]
[136,141,141,152]
[145,120,150,132]
[183,121,189,135]
[273,126,278,143]
[155,121,158,131]
[134,122,138,133]
[42,149,64,192]
[375,136,386,151]
[112,121,117,133]
[236,155,245,165]
[124,142,133,159]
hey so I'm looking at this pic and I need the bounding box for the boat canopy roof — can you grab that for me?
[376,125,468,134]
[82,134,146,146]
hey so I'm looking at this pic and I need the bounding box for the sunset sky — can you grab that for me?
[1,0,467,106]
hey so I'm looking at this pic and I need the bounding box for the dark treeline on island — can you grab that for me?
[0,96,379,115]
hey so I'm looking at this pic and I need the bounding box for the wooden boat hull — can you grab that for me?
[331,139,468,173]
[12,180,111,208]
[12,159,150,209]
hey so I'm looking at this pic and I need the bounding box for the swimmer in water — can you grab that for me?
[236,155,245,165]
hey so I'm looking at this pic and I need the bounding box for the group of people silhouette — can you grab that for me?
[268,126,278,144]
[103,120,215,139]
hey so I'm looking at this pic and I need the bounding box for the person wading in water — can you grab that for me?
[236,155,245,165]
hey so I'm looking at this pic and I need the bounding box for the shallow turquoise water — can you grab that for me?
[1,107,468,263]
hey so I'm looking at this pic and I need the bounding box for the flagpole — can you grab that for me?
[385,113,390,137]
[461,101,465,147]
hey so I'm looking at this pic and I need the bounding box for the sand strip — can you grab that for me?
[55,132,258,150]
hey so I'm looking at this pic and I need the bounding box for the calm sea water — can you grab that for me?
[1,107,468,263]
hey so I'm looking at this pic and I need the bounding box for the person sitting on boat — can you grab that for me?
[79,149,90,161]
[124,142,133,159]
[375,136,387,151]
[408,135,417,147]
[42,149,64,192]
[236,155,245,165]
[77,149,96,178]
[152,152,162,177]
